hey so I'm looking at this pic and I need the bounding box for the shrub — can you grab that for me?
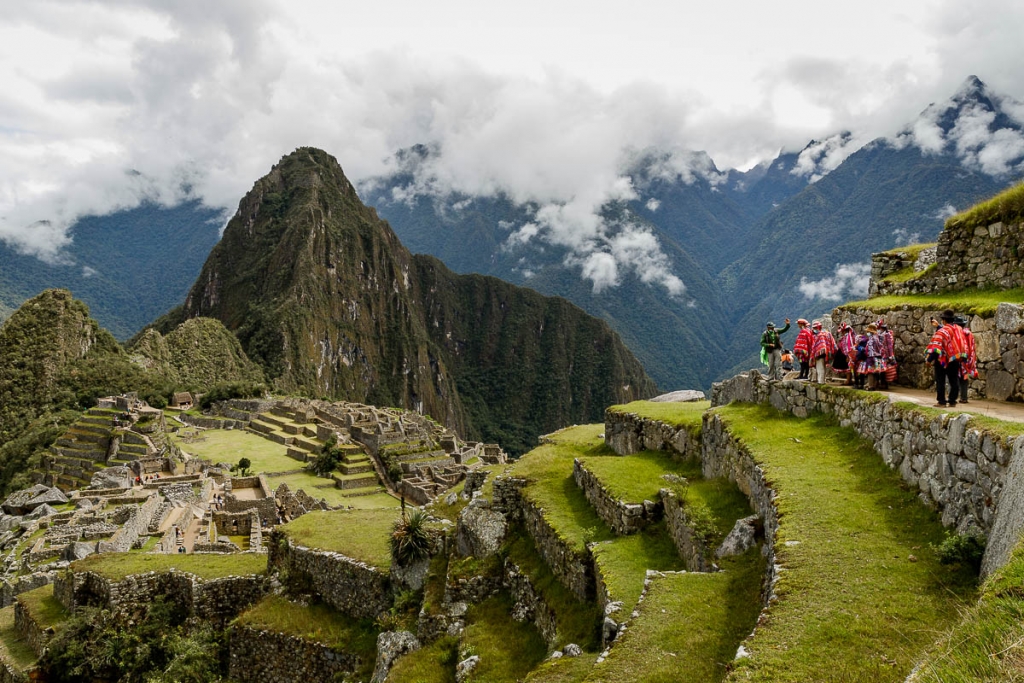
[934,532,986,572]
[686,500,719,547]
[199,381,266,410]
[309,436,342,476]
[391,509,431,565]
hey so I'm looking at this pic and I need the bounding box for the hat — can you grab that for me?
[766,321,775,328]
[812,321,822,329]
[954,316,968,327]
[797,318,809,326]
[941,309,956,322]
[866,323,878,332]
[876,318,888,329]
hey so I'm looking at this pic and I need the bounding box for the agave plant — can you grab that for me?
[391,509,431,565]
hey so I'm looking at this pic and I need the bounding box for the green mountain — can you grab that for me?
[169,147,655,454]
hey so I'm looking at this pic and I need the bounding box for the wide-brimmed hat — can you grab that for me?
[766,321,775,328]
[797,318,809,326]
[941,309,956,322]
[866,323,878,332]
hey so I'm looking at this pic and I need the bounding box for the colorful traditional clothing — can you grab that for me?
[811,329,837,363]
[926,321,968,406]
[856,333,889,375]
[793,326,814,362]
[960,329,978,380]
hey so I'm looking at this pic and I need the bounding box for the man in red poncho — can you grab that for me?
[792,319,814,380]
[926,309,968,407]
[810,321,837,384]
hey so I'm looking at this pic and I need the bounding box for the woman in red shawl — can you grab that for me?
[877,319,896,390]
[792,319,814,379]
[836,322,857,385]
[810,320,837,384]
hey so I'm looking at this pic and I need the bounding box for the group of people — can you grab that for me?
[761,309,979,405]
[926,309,978,407]
[762,317,897,389]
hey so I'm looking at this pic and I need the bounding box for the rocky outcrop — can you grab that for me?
[370,630,420,683]
[455,501,507,558]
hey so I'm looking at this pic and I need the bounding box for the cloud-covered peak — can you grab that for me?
[894,76,1024,176]
[790,131,867,183]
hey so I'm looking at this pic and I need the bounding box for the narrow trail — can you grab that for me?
[877,384,1024,423]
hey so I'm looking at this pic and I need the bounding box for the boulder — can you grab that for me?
[456,656,480,683]
[563,643,583,657]
[455,504,507,558]
[90,466,132,490]
[63,541,97,562]
[391,557,430,591]
[370,630,421,683]
[24,504,58,521]
[715,515,760,559]
[650,390,706,403]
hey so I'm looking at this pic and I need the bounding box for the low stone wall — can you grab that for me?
[701,413,781,606]
[0,659,27,683]
[13,600,48,658]
[228,625,361,683]
[833,302,1024,401]
[55,569,267,627]
[225,475,277,523]
[268,533,391,619]
[659,488,715,573]
[492,476,593,602]
[572,459,659,535]
[98,494,161,553]
[179,413,248,430]
[0,574,53,608]
[504,560,558,646]
[604,409,701,459]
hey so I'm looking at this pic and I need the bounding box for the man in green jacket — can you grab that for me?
[761,319,792,380]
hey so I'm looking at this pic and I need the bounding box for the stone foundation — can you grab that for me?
[604,409,701,458]
[228,625,361,683]
[504,560,558,646]
[572,459,659,535]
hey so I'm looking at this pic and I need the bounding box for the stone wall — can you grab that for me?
[492,476,594,602]
[572,459,659,535]
[228,625,361,683]
[0,659,27,683]
[225,475,277,523]
[55,569,267,626]
[0,574,53,608]
[833,302,1024,401]
[659,488,715,573]
[604,409,701,459]
[13,600,48,658]
[712,371,1024,575]
[98,494,160,553]
[504,560,558,646]
[268,533,392,619]
[178,414,248,430]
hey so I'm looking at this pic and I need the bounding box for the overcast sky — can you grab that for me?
[2,0,1024,273]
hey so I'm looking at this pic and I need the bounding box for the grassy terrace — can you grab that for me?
[18,585,66,631]
[265,471,395,508]
[169,429,301,473]
[278,508,398,569]
[909,536,1024,682]
[842,287,1024,315]
[717,403,978,683]
[235,596,377,677]
[576,449,689,504]
[461,594,548,683]
[71,551,267,581]
[589,526,684,612]
[0,606,35,671]
[387,636,457,682]
[589,554,764,683]
[946,181,1024,230]
[606,400,708,435]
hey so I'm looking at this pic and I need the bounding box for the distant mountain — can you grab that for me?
[166,148,655,454]
[0,201,223,340]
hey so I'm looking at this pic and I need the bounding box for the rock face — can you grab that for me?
[370,630,420,683]
[172,148,655,454]
[716,515,760,559]
[90,466,132,490]
[455,503,507,558]
[650,390,706,403]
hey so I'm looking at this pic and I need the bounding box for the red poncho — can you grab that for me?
[793,328,814,362]
[811,329,837,361]
[926,324,968,367]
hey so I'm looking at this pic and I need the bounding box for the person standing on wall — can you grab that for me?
[810,321,837,384]
[793,319,814,380]
[926,309,968,407]
[760,319,791,380]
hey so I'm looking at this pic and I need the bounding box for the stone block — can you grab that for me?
[975,331,1000,363]
[988,370,1016,401]
[996,303,1024,334]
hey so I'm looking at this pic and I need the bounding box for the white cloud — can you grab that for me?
[645,198,660,211]
[798,262,872,301]
[932,203,958,220]
[790,132,868,182]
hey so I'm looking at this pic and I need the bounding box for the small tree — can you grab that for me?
[236,457,252,477]
[309,436,342,477]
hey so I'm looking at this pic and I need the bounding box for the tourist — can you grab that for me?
[956,316,978,404]
[810,321,837,384]
[926,309,968,407]
[760,319,792,380]
[793,319,814,379]
[781,348,795,373]
[856,323,889,390]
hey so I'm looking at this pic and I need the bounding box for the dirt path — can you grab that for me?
[871,384,1024,423]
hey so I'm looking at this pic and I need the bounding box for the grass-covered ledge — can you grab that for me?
[276,508,399,569]
[70,551,267,581]
[716,403,978,683]
[945,181,1024,231]
[841,287,1024,315]
[606,400,708,437]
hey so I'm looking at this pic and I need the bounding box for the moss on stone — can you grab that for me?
[71,551,267,581]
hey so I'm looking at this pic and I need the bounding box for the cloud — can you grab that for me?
[798,262,872,301]
[790,132,868,182]
[645,198,660,211]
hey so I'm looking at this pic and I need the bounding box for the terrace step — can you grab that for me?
[329,473,380,490]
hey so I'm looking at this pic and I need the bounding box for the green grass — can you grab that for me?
[588,551,764,683]
[525,654,599,683]
[71,551,267,581]
[506,534,602,650]
[0,605,36,670]
[589,524,685,613]
[577,450,691,504]
[909,534,1024,682]
[881,262,936,284]
[607,400,709,435]
[876,242,937,260]
[18,585,67,631]
[235,595,378,652]
[387,635,458,683]
[508,426,614,552]
[843,288,1024,315]
[461,594,549,683]
[278,508,398,569]
[168,428,299,473]
[131,535,162,553]
[891,402,1024,443]
[717,403,978,683]
[946,181,1024,231]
